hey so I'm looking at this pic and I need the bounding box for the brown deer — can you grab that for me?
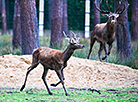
[20,31,85,96]
[87,0,127,62]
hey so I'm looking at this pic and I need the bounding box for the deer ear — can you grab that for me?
[102,14,109,17]
[115,14,119,18]
[63,31,70,41]
[77,37,81,41]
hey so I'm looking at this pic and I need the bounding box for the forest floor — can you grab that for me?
[0,54,138,89]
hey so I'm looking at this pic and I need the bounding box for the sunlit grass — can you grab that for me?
[0,87,138,101]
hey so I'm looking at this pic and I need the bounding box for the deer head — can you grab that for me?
[63,31,85,49]
[94,0,128,25]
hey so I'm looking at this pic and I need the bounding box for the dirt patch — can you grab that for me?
[0,54,138,89]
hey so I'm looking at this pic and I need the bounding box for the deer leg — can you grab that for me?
[102,56,107,60]
[61,69,65,80]
[51,69,64,87]
[20,63,39,91]
[87,38,96,59]
[98,43,104,62]
[56,70,69,96]
[102,43,112,61]
[108,43,113,55]
[51,81,61,87]
[103,43,108,62]
[42,67,53,95]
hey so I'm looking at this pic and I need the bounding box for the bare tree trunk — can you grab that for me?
[12,0,21,50]
[131,0,138,41]
[1,0,7,34]
[115,0,132,59]
[93,0,100,27]
[48,0,53,29]
[0,0,1,15]
[50,0,63,48]
[5,0,10,30]
[63,0,68,34]
[20,0,40,55]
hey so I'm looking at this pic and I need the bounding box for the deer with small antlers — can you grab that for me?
[20,31,85,96]
[87,0,128,62]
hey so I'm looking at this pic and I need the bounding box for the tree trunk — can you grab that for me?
[50,0,63,48]
[131,0,138,41]
[63,0,68,34]
[1,0,7,34]
[115,0,132,59]
[93,0,100,27]
[12,0,21,50]
[5,0,10,30]
[48,0,53,29]
[20,0,40,55]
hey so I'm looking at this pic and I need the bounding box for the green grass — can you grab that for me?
[0,34,138,69]
[0,34,21,55]
[0,87,138,101]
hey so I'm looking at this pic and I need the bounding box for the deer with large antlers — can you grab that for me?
[87,0,128,62]
[20,31,85,96]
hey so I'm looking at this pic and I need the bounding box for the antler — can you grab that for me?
[94,0,110,14]
[63,31,70,38]
[106,1,110,12]
[70,30,77,38]
[115,0,129,14]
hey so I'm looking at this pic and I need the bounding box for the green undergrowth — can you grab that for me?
[0,87,138,102]
[0,34,138,69]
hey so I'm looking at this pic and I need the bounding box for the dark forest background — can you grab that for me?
[0,0,133,31]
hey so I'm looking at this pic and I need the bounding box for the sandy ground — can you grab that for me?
[0,54,138,89]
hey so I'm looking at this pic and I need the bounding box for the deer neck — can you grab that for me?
[106,22,117,34]
[62,45,74,63]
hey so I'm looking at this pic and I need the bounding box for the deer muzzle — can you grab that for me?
[111,20,116,24]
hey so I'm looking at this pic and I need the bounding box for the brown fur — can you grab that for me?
[88,0,127,62]
[20,35,85,96]
[87,13,118,62]
[34,47,64,70]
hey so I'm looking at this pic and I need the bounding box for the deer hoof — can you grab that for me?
[20,85,25,91]
[49,92,53,95]
[66,93,70,96]
[102,56,106,60]
[50,84,57,87]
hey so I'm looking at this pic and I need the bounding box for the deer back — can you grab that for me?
[33,47,64,70]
